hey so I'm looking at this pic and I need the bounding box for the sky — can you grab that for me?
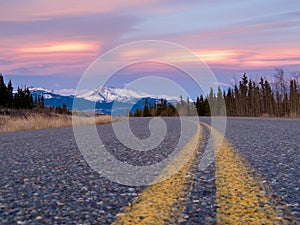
[1,0,300,98]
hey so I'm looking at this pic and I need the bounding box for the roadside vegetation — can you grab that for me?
[132,69,300,118]
[1,68,300,133]
[0,73,71,114]
[0,112,112,133]
[129,99,179,117]
[0,73,112,133]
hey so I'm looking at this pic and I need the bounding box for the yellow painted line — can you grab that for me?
[202,123,293,225]
[112,123,202,225]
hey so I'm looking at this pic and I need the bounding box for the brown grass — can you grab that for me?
[0,114,113,133]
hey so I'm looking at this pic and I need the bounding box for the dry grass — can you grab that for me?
[0,114,113,133]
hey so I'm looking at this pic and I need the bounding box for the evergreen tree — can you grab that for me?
[134,109,142,117]
[216,86,224,116]
[142,99,150,117]
[6,80,13,108]
[0,73,7,107]
[239,73,248,116]
[130,70,300,118]
[62,103,68,114]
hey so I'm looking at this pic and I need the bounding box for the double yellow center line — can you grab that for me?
[112,123,202,224]
[206,124,292,225]
[111,122,296,224]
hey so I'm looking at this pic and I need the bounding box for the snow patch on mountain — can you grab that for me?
[29,87,56,94]
[29,86,179,103]
[42,94,53,99]
[78,86,179,102]
[29,87,78,96]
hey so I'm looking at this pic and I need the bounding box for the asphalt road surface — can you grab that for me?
[0,117,299,224]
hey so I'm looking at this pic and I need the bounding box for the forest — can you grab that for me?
[0,73,69,114]
[131,69,300,118]
[2,69,300,118]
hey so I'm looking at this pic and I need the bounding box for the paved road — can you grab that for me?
[0,117,299,224]
[199,117,300,221]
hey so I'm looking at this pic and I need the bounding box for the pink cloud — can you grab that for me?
[19,42,98,53]
[0,41,100,76]
[1,1,299,80]
[0,0,171,22]
[204,49,300,70]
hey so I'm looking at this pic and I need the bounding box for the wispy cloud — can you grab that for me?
[0,0,299,89]
[19,42,97,53]
[0,0,172,22]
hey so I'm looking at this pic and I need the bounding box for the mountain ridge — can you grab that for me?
[29,86,179,115]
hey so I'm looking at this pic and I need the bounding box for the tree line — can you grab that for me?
[221,69,299,117]
[0,73,35,109]
[0,73,69,114]
[132,69,300,118]
[129,99,178,117]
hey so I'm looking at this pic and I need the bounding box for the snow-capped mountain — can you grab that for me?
[29,87,76,98]
[30,86,179,103]
[30,87,76,108]
[29,86,179,115]
[78,86,179,103]
[78,86,147,102]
